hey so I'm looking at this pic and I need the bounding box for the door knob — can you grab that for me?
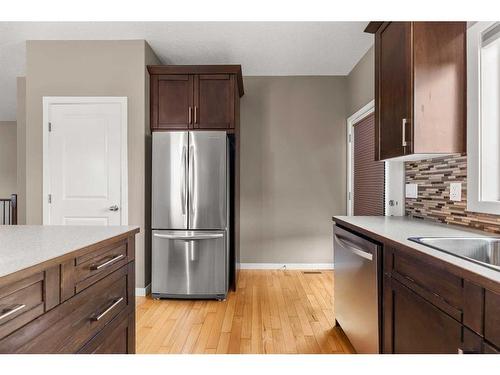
[109,205,119,212]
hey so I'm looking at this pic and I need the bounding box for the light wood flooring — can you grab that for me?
[136,270,354,354]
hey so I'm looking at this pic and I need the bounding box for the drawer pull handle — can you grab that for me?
[91,297,124,321]
[90,254,125,270]
[0,304,26,321]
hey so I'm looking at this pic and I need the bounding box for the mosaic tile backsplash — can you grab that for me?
[405,153,500,234]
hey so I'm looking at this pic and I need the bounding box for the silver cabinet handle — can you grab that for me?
[91,297,124,321]
[109,205,119,212]
[90,254,125,270]
[334,235,373,261]
[154,233,224,240]
[402,118,408,147]
[188,106,192,124]
[194,106,198,124]
[0,304,26,321]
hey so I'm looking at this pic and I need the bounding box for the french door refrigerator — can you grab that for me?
[151,131,229,300]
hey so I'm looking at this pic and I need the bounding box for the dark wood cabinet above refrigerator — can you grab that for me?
[365,22,467,161]
[147,65,244,131]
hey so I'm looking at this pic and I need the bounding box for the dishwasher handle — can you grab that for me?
[334,235,374,261]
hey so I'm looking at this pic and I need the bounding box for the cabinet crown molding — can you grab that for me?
[147,65,244,97]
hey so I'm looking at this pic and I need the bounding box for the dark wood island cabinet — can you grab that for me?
[0,226,139,354]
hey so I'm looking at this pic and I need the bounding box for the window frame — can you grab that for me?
[467,21,500,215]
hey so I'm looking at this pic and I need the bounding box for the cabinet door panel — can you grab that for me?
[195,74,234,129]
[155,75,193,129]
[384,277,462,354]
[377,22,412,159]
[483,342,500,354]
[485,289,500,348]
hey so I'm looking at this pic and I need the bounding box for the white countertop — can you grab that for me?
[332,216,500,285]
[0,225,139,279]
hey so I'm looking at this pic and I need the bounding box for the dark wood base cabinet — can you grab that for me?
[333,220,500,354]
[383,246,500,354]
[0,230,138,354]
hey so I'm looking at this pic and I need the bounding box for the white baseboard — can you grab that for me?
[239,263,334,270]
[136,283,151,297]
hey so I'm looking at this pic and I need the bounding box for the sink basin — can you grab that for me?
[408,237,500,271]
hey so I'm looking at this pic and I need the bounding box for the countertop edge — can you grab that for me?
[0,227,140,286]
[332,217,500,292]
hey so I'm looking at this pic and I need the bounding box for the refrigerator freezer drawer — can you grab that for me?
[152,230,228,298]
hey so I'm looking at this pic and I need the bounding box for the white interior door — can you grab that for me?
[43,97,127,225]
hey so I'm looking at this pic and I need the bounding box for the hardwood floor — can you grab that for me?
[136,270,355,354]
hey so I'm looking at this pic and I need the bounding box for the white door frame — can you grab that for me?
[42,96,128,225]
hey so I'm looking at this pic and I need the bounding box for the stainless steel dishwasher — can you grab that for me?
[333,225,381,353]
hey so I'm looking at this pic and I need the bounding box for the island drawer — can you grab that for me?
[0,267,60,341]
[78,308,134,354]
[74,238,131,293]
[0,262,133,353]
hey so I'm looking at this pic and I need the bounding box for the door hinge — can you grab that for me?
[348,134,352,143]
[48,122,52,132]
[348,192,351,200]
[48,194,52,204]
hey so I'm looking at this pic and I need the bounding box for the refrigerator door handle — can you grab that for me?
[153,233,224,240]
[181,145,187,217]
[189,144,195,216]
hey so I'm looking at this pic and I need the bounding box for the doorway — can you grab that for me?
[347,101,386,216]
[42,97,128,225]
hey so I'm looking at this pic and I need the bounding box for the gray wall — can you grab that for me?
[346,46,374,116]
[0,121,17,198]
[25,40,159,288]
[239,76,347,264]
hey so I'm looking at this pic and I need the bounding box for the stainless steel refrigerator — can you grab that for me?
[151,131,229,300]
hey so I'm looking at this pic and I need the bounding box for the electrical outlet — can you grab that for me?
[405,183,418,199]
[450,182,462,201]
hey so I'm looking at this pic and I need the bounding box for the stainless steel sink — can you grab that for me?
[408,237,500,271]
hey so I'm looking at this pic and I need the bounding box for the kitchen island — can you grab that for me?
[0,225,139,354]
[333,216,500,354]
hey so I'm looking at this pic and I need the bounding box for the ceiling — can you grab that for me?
[0,22,373,120]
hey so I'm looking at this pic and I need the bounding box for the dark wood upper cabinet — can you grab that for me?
[377,22,413,159]
[194,74,235,129]
[148,65,244,132]
[153,75,194,130]
[366,22,466,161]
